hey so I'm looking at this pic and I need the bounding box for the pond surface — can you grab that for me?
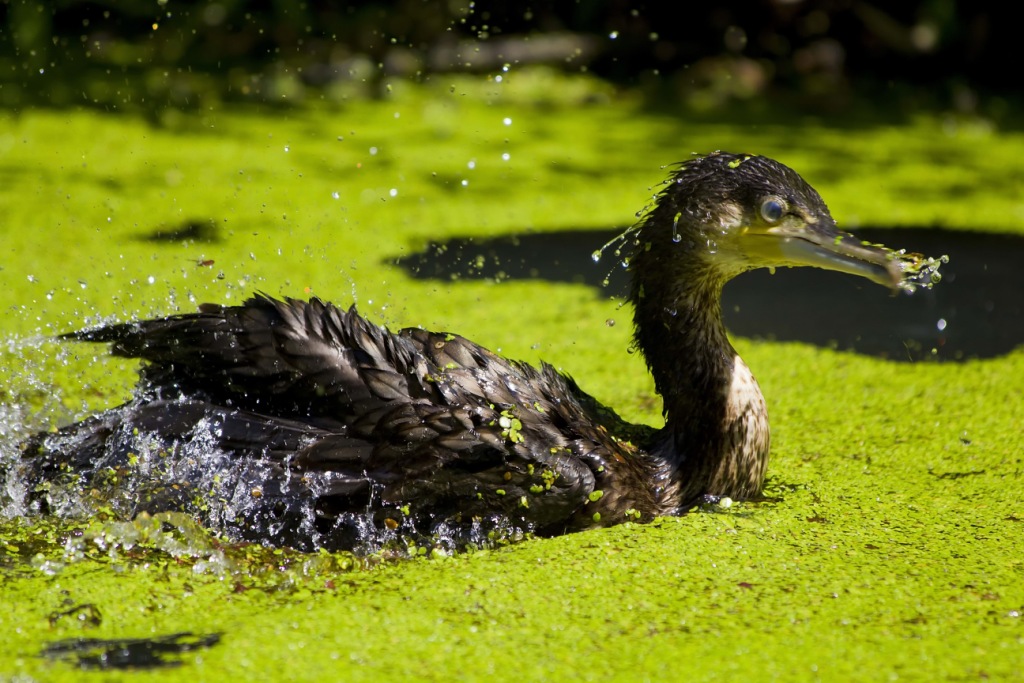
[394,227,1023,361]
[4,93,1024,683]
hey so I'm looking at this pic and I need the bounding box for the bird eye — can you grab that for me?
[760,198,785,223]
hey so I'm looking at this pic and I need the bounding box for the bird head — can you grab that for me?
[633,152,924,291]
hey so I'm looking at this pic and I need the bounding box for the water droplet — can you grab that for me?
[283,145,290,152]
[671,212,682,243]
[501,153,510,161]
[605,319,616,327]
[591,250,602,263]
[936,318,947,331]
[609,31,619,39]
[147,275,156,285]
[332,191,340,199]
[370,147,378,155]
[467,159,476,169]
[26,275,36,283]
[768,266,776,275]
[461,180,468,187]
[389,188,398,197]
[502,117,512,126]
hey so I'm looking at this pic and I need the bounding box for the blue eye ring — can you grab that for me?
[760,197,786,223]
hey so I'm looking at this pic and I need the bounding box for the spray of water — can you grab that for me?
[3,401,534,558]
[893,251,949,294]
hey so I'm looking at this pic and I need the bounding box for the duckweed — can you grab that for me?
[2,72,1024,681]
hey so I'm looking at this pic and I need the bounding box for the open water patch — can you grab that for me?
[41,632,222,670]
[142,218,221,244]
[392,227,1023,361]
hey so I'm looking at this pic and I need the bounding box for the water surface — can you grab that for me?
[394,227,1022,361]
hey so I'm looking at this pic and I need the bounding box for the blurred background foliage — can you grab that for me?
[0,0,1014,116]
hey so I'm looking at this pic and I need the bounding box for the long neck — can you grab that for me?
[629,231,770,510]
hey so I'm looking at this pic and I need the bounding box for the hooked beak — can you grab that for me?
[742,219,903,291]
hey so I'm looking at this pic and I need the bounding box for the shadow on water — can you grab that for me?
[391,227,1024,362]
[41,632,222,670]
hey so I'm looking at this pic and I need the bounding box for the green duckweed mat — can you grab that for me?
[1,71,1022,681]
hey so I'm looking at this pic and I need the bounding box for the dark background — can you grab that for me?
[0,0,1016,113]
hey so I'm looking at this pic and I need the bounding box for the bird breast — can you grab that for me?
[715,355,771,498]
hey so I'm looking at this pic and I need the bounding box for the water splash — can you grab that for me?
[893,251,949,294]
[591,230,628,264]
[6,405,534,557]
[591,223,645,289]
[0,403,33,519]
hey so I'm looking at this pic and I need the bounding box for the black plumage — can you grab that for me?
[19,152,920,552]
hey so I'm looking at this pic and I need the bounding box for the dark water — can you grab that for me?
[392,227,1024,362]
[41,632,221,670]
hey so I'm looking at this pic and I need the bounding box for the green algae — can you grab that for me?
[2,70,1024,680]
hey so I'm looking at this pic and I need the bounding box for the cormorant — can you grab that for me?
[17,152,941,552]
